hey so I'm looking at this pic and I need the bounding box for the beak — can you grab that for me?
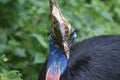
[49,0,72,59]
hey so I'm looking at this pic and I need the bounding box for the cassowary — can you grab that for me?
[38,0,120,80]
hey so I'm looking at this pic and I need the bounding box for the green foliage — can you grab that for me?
[0,54,22,80]
[0,0,120,80]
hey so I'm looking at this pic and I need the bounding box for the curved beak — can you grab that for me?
[49,0,72,59]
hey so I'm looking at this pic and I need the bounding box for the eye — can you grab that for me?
[69,31,77,43]
[70,31,77,39]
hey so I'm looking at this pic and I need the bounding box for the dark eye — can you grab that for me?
[70,31,77,39]
[69,31,77,43]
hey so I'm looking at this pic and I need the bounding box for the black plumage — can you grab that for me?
[39,35,120,80]
[38,0,120,80]
[60,35,120,80]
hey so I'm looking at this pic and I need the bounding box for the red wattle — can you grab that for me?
[46,67,60,80]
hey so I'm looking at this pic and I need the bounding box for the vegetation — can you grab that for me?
[0,0,120,80]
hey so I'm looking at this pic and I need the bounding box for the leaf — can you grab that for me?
[100,11,113,22]
[34,53,46,64]
[0,0,9,4]
[0,73,9,80]
[0,70,22,80]
[31,33,47,48]
[14,48,26,58]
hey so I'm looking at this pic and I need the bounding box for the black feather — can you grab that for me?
[61,35,120,80]
[39,35,120,80]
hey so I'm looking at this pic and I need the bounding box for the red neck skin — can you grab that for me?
[46,67,60,80]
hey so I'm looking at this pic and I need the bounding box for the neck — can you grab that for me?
[46,41,67,79]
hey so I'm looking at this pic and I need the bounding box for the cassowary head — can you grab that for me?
[46,0,77,80]
[49,0,77,59]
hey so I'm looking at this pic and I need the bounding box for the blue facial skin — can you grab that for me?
[47,40,67,76]
[46,32,77,76]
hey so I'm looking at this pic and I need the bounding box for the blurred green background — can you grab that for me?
[0,0,120,80]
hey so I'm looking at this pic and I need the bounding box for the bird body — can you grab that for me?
[38,0,120,80]
[60,35,120,80]
[39,35,120,80]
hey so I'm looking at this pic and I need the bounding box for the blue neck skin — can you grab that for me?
[46,40,67,76]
